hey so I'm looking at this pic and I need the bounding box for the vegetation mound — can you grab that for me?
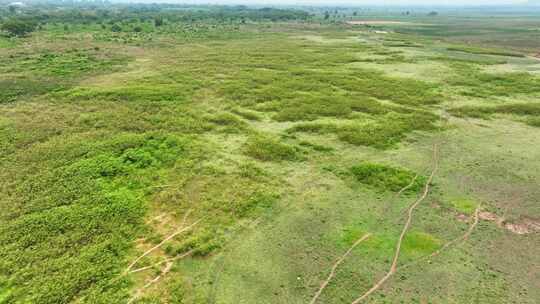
[350,162,426,193]
[244,135,302,162]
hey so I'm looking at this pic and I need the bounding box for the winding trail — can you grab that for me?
[396,174,419,197]
[309,233,372,304]
[127,261,174,304]
[399,206,480,271]
[126,217,203,273]
[129,249,195,274]
[309,163,427,304]
[350,143,440,304]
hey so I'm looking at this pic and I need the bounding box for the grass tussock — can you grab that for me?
[222,67,441,113]
[526,116,540,127]
[0,48,130,104]
[431,55,507,66]
[450,103,540,118]
[447,46,525,58]
[350,162,426,193]
[57,82,198,103]
[298,140,334,152]
[288,111,438,149]
[287,122,339,134]
[357,54,416,64]
[243,135,302,162]
[1,49,128,77]
[0,77,63,104]
[274,94,389,122]
[383,41,423,48]
[207,112,247,133]
[230,107,263,121]
[449,63,540,98]
[340,112,438,148]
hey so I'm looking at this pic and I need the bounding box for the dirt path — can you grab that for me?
[399,207,480,271]
[350,143,440,304]
[126,217,203,273]
[127,261,174,304]
[397,174,419,197]
[309,164,428,304]
[461,207,480,241]
[130,249,195,274]
[309,234,372,304]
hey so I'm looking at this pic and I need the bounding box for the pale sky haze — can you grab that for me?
[161,0,533,6]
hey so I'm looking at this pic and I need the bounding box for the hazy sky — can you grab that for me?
[166,0,531,5]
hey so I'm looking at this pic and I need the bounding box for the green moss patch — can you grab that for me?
[402,231,442,258]
[451,198,478,215]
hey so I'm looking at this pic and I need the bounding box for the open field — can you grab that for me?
[0,3,539,304]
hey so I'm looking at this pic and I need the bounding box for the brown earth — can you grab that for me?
[479,211,539,235]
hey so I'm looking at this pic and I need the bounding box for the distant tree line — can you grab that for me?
[0,3,312,37]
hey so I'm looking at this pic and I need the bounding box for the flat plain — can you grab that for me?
[0,4,539,304]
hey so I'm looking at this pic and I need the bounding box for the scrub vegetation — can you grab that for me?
[1,2,539,304]
[350,162,426,193]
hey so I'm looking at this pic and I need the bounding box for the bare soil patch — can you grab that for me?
[505,218,540,235]
[479,211,539,235]
[456,214,469,222]
[479,211,499,222]
[504,223,530,235]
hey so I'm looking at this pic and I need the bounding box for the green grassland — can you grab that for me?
[1,4,539,304]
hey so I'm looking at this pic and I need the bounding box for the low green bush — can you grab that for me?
[526,116,540,127]
[449,63,540,98]
[1,19,37,37]
[288,111,438,149]
[0,132,195,303]
[2,49,128,77]
[0,77,62,103]
[287,122,339,134]
[58,83,196,103]
[350,162,426,193]
[299,141,334,152]
[244,135,302,162]
[450,103,540,118]
[230,107,263,121]
[208,112,246,125]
